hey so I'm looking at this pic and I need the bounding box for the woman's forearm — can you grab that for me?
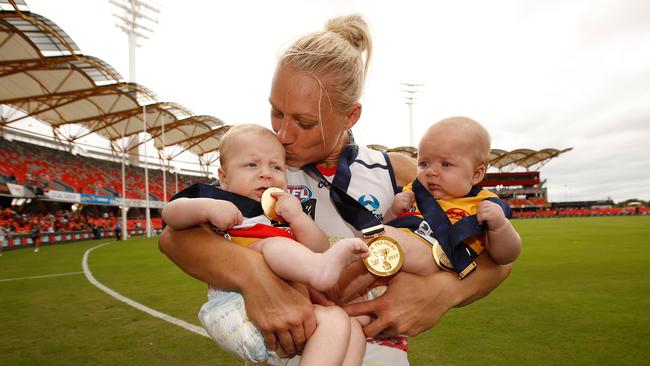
[158,224,264,290]
[453,253,512,307]
[158,224,318,356]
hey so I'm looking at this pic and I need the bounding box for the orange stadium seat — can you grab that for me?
[1,137,209,200]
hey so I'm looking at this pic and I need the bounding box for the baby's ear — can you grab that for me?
[472,164,486,185]
[217,167,227,188]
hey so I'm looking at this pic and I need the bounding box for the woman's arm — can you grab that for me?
[342,153,513,337]
[346,255,512,337]
[388,152,417,187]
[158,225,316,356]
[344,225,512,337]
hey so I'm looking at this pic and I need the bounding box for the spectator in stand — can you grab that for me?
[0,225,6,256]
[30,225,41,253]
[92,224,100,240]
[25,172,37,195]
[115,221,122,241]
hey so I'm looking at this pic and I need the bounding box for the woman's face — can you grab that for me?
[269,64,353,168]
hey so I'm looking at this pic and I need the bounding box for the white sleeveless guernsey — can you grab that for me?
[286,145,398,245]
[287,145,410,366]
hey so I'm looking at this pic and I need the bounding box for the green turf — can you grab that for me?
[1,216,649,365]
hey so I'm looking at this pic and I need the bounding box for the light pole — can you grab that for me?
[400,83,424,147]
[110,0,160,83]
[564,184,569,202]
[110,0,160,238]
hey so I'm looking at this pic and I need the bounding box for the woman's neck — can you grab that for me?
[319,132,350,168]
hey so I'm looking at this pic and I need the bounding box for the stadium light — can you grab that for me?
[110,0,160,238]
[109,0,160,82]
[400,83,424,147]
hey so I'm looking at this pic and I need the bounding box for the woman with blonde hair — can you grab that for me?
[160,14,510,365]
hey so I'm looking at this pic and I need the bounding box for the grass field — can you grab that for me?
[1,216,649,365]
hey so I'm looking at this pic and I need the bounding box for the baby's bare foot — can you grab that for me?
[310,238,368,291]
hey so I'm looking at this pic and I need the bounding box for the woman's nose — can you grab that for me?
[275,119,294,145]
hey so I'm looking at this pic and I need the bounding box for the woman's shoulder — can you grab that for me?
[387,152,417,187]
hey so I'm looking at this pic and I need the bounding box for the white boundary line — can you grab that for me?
[82,241,208,338]
[0,271,83,282]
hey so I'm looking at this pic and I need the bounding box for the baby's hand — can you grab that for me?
[476,200,507,231]
[272,191,304,223]
[206,200,243,231]
[389,192,415,217]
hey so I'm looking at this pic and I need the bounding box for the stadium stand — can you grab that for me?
[0,136,209,200]
[0,203,165,249]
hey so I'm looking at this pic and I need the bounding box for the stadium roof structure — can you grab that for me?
[369,145,573,171]
[488,148,573,171]
[1,1,572,176]
[0,1,230,164]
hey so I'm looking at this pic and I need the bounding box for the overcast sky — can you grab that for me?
[19,0,650,202]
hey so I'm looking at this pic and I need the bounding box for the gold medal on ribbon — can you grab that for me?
[261,187,285,223]
[363,236,404,277]
[432,241,454,272]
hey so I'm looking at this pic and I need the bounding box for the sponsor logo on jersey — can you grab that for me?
[358,194,380,210]
[288,185,312,202]
[301,198,317,220]
[446,207,469,221]
[358,194,384,221]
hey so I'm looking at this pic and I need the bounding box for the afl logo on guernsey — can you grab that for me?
[288,185,312,202]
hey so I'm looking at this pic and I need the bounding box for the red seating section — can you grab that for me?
[0,138,210,200]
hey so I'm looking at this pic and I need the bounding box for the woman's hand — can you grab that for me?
[343,270,458,337]
[242,276,317,357]
[158,226,317,357]
[343,252,511,337]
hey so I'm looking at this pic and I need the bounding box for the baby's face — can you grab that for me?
[219,135,288,201]
[416,131,482,200]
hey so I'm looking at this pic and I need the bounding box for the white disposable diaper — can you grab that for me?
[198,290,286,365]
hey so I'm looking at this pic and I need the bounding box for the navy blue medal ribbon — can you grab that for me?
[168,183,264,218]
[411,179,485,277]
[303,145,385,238]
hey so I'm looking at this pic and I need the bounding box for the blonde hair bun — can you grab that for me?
[325,14,371,52]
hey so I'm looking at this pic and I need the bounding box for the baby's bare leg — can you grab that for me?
[299,305,352,366]
[342,317,366,366]
[334,234,438,304]
[251,237,369,292]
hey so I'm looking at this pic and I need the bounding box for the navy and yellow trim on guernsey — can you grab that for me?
[386,181,512,278]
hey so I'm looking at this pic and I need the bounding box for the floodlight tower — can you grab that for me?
[400,82,424,147]
[110,0,160,239]
[110,0,160,82]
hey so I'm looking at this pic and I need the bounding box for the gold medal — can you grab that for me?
[363,236,404,277]
[261,187,285,223]
[432,241,454,272]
